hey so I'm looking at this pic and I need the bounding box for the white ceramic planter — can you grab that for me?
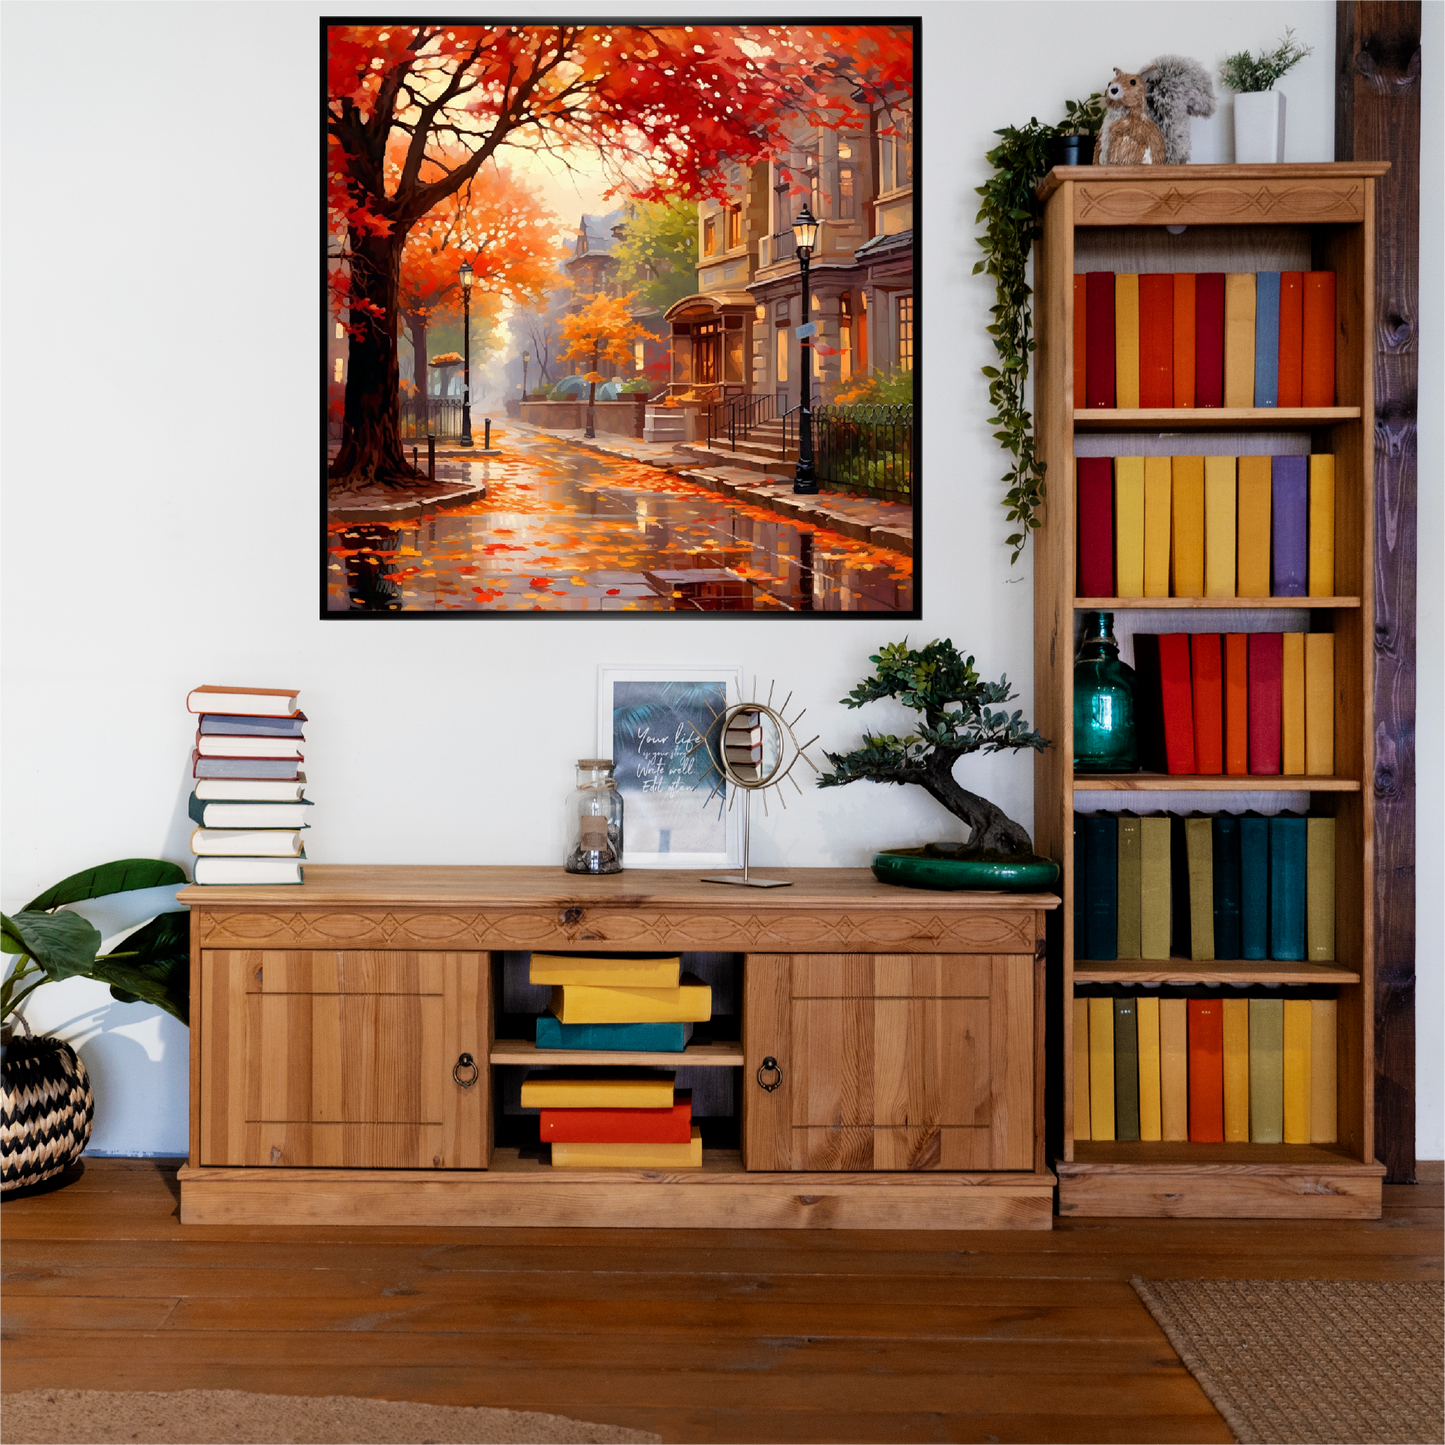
[1234,90,1286,163]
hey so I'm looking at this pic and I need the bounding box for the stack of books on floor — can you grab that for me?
[1073,270,1336,409]
[187,685,308,885]
[1125,629,1334,777]
[1073,988,1337,1145]
[524,953,711,1168]
[1074,811,1335,963]
[1075,452,1335,599]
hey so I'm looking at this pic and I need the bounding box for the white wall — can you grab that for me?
[3,1,1435,1159]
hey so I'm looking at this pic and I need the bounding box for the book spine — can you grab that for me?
[1170,814,1193,959]
[1185,816,1216,960]
[1277,272,1304,407]
[1187,998,1225,1142]
[1082,814,1118,961]
[1212,814,1243,960]
[1139,815,1172,960]
[1073,274,1088,409]
[1136,995,1162,1141]
[1073,813,1087,965]
[1195,273,1225,407]
[1114,457,1145,598]
[1137,272,1174,408]
[1248,632,1283,776]
[1113,996,1140,1141]
[1223,997,1251,1142]
[1190,633,1224,776]
[1224,633,1250,776]
[1073,996,1091,1142]
[1159,633,1197,775]
[1310,998,1338,1143]
[1203,455,1237,598]
[1249,997,1284,1142]
[1170,455,1205,597]
[1307,816,1336,961]
[1116,815,1142,959]
[1086,272,1116,408]
[1301,271,1336,406]
[1235,456,1273,598]
[1282,633,1307,775]
[1253,271,1280,407]
[1271,455,1309,597]
[1269,814,1308,961]
[1088,996,1116,1141]
[1308,454,1336,597]
[1142,456,1172,598]
[1076,458,1115,597]
[1223,273,1257,408]
[1305,633,1335,776]
[1131,636,1170,775]
[1159,998,1189,1141]
[1282,998,1312,1143]
[1172,272,1196,407]
[1115,273,1140,409]
[1239,815,1270,961]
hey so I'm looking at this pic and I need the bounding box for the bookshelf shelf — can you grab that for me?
[1074,959,1361,985]
[1033,162,1384,1218]
[490,1039,744,1068]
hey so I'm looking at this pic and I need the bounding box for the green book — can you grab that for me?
[1240,811,1270,960]
[1117,814,1142,960]
[1185,816,1216,960]
[1307,817,1336,961]
[1269,813,1308,960]
[1140,815,1172,960]
[1249,997,1284,1142]
[1114,996,1140,1141]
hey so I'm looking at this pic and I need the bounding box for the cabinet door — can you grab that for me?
[742,954,1034,1171]
[200,951,490,1168]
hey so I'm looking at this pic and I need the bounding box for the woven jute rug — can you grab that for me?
[1132,1278,1444,1445]
[0,1389,662,1444]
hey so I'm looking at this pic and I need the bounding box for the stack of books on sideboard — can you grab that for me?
[522,954,710,1168]
[187,685,309,885]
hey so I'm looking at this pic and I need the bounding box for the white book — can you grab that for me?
[195,735,304,759]
[191,828,305,857]
[193,856,304,885]
[193,802,312,829]
[195,775,307,801]
[187,686,300,716]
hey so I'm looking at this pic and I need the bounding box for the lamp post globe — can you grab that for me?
[791,205,819,494]
[459,260,474,448]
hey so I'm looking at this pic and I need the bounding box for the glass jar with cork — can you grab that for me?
[563,759,624,874]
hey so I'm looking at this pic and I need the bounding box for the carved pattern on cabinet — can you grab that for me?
[1074,181,1365,226]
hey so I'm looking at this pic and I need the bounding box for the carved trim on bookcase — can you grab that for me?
[1074,181,1366,226]
[192,908,1038,954]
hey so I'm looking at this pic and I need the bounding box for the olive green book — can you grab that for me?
[1307,817,1336,961]
[1139,815,1172,960]
[1185,816,1215,960]
[1113,996,1140,1142]
[1249,997,1284,1143]
[1116,814,1142,960]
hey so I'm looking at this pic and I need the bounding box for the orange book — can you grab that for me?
[1173,273,1196,407]
[1187,998,1225,1142]
[1224,633,1249,775]
[1302,272,1336,406]
[1278,272,1304,407]
[1138,273,1174,408]
[1191,633,1224,775]
[1073,274,1088,410]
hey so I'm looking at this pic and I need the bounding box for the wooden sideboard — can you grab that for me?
[177,867,1059,1229]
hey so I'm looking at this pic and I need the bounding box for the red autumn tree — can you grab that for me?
[327,22,912,491]
[557,291,652,437]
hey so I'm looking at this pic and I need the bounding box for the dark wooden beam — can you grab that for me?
[1336,0,1421,1184]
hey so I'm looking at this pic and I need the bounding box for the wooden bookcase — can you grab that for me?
[1031,164,1388,1218]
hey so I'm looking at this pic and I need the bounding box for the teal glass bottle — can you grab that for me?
[1074,611,1139,773]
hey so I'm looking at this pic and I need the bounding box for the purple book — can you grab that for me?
[1271,455,1308,597]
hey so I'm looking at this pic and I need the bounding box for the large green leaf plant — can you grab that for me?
[2,860,191,1028]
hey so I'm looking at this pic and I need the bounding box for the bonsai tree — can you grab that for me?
[817,639,1049,856]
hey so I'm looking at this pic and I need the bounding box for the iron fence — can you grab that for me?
[398,396,464,440]
[813,403,913,499]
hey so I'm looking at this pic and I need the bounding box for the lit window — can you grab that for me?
[726,205,742,251]
[840,294,852,382]
[335,321,344,341]
[776,324,788,385]
[838,167,855,220]
[897,295,914,372]
[703,216,717,257]
[838,139,853,160]
[634,339,646,371]
[333,357,344,383]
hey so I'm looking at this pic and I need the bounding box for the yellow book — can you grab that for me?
[1307,817,1336,961]
[1159,998,1189,1141]
[1308,454,1335,595]
[1223,998,1250,1142]
[1282,999,1312,1143]
[1170,456,1205,597]
[552,1125,702,1169]
[1115,273,1140,409]
[529,954,680,987]
[1305,633,1335,775]
[550,974,711,1024]
[1236,456,1272,597]
[1143,456,1172,597]
[1088,996,1116,1142]
[1282,633,1306,775]
[1224,273,1257,407]
[1310,998,1338,1143]
[1137,996,1162,1141]
[1073,998,1091,1142]
[1204,455,1238,597]
[1115,456,1145,597]
[520,1074,675,1110]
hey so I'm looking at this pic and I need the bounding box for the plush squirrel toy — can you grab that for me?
[1143,55,1216,164]
[1094,68,1166,165]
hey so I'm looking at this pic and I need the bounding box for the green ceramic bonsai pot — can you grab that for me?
[871,845,1060,892]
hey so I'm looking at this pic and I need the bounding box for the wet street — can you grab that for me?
[328,427,912,613]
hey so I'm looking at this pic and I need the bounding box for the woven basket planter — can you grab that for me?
[1,1028,94,1192]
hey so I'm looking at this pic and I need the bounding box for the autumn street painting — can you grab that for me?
[325,22,917,614]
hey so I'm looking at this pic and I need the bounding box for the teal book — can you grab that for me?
[1269,812,1308,960]
[1254,272,1280,406]
[1240,811,1270,959]
[1212,814,1242,959]
[1114,997,1140,1141]
[535,1015,694,1052]
[1073,814,1088,955]
[1080,814,1117,961]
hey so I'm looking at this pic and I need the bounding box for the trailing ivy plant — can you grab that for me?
[974,94,1103,564]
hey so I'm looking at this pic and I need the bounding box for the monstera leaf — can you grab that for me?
[24,859,188,913]
[89,912,190,1024]
[1,909,103,978]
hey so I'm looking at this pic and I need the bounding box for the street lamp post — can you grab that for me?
[459,260,474,448]
[522,350,530,401]
[791,205,819,494]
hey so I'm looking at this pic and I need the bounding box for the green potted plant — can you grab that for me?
[1222,28,1313,163]
[817,640,1059,890]
[2,859,189,1193]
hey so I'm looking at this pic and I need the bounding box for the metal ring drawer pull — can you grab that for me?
[756,1056,783,1092]
[453,1052,479,1088]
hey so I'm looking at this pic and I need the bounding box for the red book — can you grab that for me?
[1195,273,1226,408]
[1224,632,1249,775]
[1156,633,1197,775]
[1190,633,1224,775]
[1277,272,1304,407]
[540,1095,692,1144]
[1187,999,1225,1142]
[1137,273,1174,408]
[1248,632,1284,775]
[1076,457,1114,596]
[1173,273,1196,408]
[1085,272,1116,408]
[1301,271,1336,406]
[1073,274,1088,408]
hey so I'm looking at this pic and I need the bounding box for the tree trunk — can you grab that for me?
[329,229,426,492]
[585,344,598,438]
[404,311,428,394]
[919,750,1034,855]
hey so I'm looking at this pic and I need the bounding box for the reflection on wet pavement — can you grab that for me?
[327,429,913,612]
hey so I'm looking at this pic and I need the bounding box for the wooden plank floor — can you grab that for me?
[2,1160,1440,1444]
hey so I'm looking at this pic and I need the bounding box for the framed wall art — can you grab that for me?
[324,18,919,617]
